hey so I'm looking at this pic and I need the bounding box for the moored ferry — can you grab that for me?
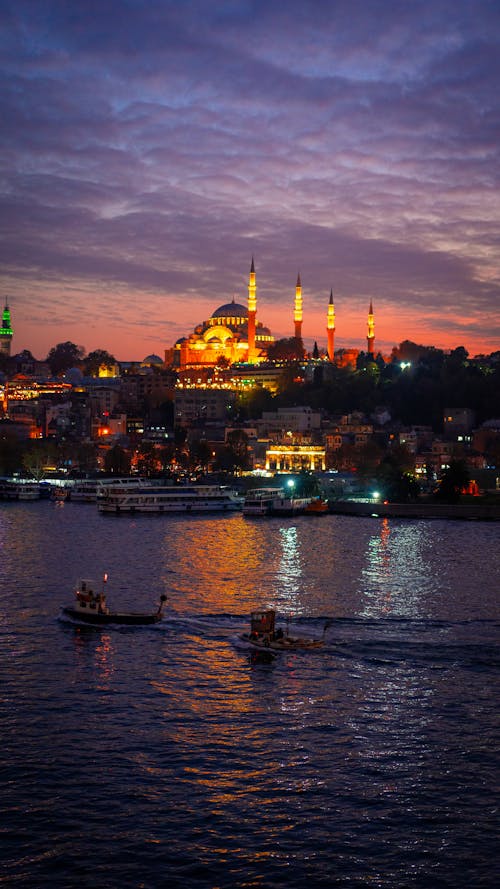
[242,487,282,516]
[97,484,244,515]
[270,495,312,516]
[71,477,145,502]
[15,482,40,500]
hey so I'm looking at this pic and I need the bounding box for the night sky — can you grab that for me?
[1,0,499,360]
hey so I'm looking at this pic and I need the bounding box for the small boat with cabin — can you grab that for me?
[239,609,324,652]
[62,575,167,626]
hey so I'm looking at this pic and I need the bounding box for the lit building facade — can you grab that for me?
[265,444,326,472]
[169,260,274,371]
[165,261,377,374]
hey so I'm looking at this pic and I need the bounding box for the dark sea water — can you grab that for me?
[1,501,499,888]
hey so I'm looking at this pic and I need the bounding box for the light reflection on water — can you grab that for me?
[1,502,499,889]
[361,518,435,617]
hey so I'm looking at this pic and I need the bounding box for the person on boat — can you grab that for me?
[76,581,92,605]
[96,592,109,614]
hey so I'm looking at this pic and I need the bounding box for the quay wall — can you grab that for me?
[329,500,500,520]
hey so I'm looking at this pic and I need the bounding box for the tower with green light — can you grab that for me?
[0,303,13,357]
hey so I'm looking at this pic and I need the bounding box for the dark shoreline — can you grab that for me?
[329,499,500,520]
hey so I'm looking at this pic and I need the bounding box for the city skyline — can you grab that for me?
[1,0,499,360]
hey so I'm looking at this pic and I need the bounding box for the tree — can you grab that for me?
[47,342,85,375]
[434,460,470,503]
[191,438,213,470]
[215,429,250,472]
[135,442,160,476]
[239,386,274,420]
[226,429,250,469]
[104,444,131,475]
[376,468,420,502]
[294,471,320,497]
[23,442,58,480]
[267,337,304,362]
[83,349,116,377]
[0,424,22,475]
[74,443,98,474]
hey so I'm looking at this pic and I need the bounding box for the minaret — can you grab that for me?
[0,302,13,357]
[326,289,335,361]
[367,300,375,355]
[247,257,257,362]
[294,273,303,339]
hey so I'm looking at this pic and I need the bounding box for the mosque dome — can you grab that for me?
[211,302,248,319]
[142,354,164,366]
[64,367,83,384]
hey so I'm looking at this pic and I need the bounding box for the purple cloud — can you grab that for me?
[1,0,499,358]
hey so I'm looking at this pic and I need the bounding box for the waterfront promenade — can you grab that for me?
[330,499,500,520]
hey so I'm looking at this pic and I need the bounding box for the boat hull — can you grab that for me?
[238,633,323,652]
[62,607,162,626]
[99,501,240,514]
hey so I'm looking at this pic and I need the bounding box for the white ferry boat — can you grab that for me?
[71,477,144,502]
[242,488,282,516]
[97,484,244,515]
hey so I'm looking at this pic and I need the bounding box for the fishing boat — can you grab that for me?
[62,576,167,626]
[238,609,324,652]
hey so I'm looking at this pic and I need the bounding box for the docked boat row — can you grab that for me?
[0,477,144,502]
[1,477,329,517]
[0,481,41,500]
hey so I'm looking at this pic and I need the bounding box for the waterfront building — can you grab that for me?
[265,443,326,472]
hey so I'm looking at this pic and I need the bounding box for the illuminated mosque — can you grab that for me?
[167,259,375,371]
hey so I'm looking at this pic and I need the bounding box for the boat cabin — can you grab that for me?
[250,609,276,638]
[74,579,109,615]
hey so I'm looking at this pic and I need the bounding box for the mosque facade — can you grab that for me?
[165,260,375,371]
[167,259,273,371]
